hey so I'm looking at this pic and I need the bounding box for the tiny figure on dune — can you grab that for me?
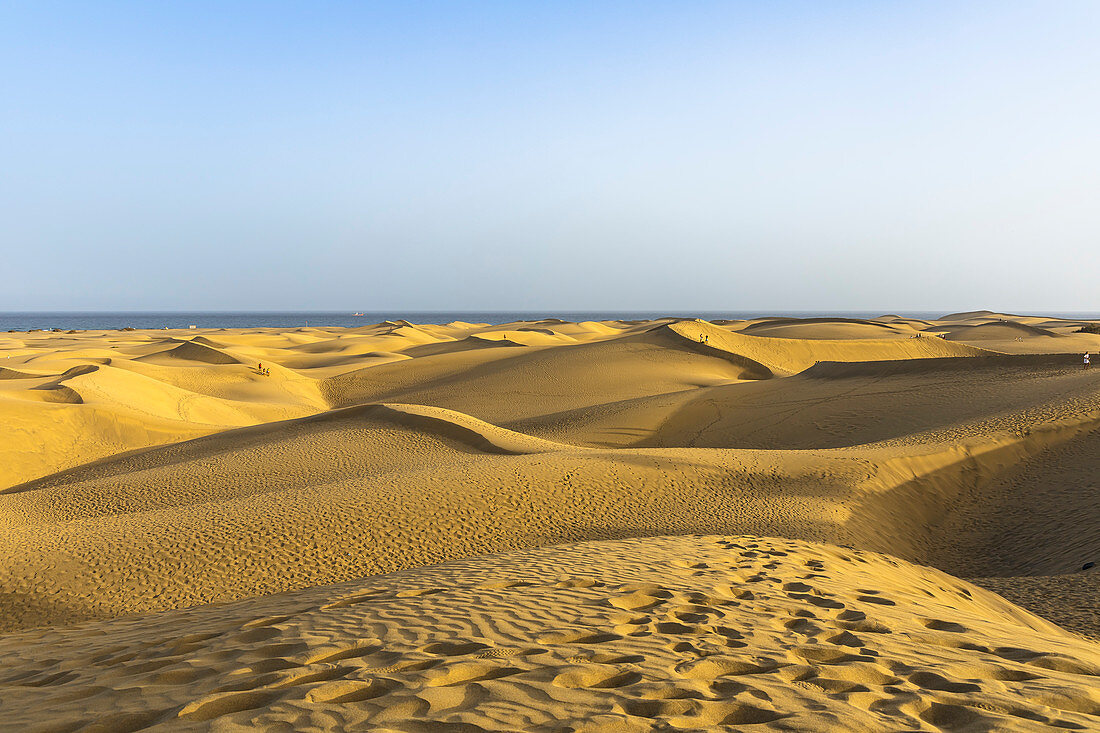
[257,362,270,376]
[1085,352,1091,369]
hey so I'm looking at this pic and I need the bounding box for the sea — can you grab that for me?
[2,311,1098,332]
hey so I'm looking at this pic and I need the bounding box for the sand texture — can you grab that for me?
[2,312,1100,730]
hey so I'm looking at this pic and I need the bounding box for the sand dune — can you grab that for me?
[939,321,1060,340]
[939,309,1011,321]
[3,314,1100,730]
[2,536,1099,732]
[637,354,1100,450]
[143,338,245,365]
[737,316,913,340]
[322,323,743,423]
[0,366,40,379]
[662,320,994,377]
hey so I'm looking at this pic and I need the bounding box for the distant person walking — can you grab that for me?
[1085,353,1091,369]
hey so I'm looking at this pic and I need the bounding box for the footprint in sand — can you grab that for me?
[553,665,644,689]
[674,655,782,679]
[305,677,400,703]
[423,660,525,687]
[419,640,491,656]
[177,689,283,722]
[306,641,387,665]
[537,629,623,645]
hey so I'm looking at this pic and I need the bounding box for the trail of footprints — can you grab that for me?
[5,536,1100,731]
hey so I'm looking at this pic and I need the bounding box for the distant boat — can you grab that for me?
[352,313,365,316]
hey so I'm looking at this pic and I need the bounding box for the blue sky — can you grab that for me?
[2,1,1098,311]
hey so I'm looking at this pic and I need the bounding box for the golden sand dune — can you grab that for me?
[0,366,39,380]
[141,337,246,365]
[665,320,992,377]
[635,354,1100,449]
[322,323,742,422]
[0,404,863,627]
[939,321,1059,341]
[736,316,914,339]
[3,536,1099,732]
[3,314,1100,730]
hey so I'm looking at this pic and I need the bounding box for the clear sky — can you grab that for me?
[2,1,1098,312]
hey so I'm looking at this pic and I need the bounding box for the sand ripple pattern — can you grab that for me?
[1,536,1099,732]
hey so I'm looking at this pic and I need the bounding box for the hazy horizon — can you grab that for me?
[4,1,1098,311]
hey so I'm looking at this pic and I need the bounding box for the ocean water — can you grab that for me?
[1,311,1097,332]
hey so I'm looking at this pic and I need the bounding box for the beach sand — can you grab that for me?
[2,312,1099,730]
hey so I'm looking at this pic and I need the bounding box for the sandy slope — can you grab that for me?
[3,313,1100,730]
[3,536,1099,732]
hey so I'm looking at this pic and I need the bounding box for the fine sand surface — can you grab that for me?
[2,312,1100,730]
[4,536,1100,732]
